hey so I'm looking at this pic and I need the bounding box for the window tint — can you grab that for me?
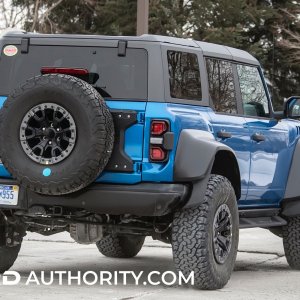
[237,65,269,117]
[206,58,237,114]
[167,51,202,100]
[0,45,148,100]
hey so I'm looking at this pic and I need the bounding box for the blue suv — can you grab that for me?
[0,30,300,290]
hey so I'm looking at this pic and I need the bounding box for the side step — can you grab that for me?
[239,208,287,229]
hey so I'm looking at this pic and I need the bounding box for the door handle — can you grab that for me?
[217,131,232,139]
[251,133,265,142]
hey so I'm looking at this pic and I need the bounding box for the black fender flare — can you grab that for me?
[282,139,300,216]
[174,129,241,208]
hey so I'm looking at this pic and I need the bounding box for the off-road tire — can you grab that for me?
[172,175,239,290]
[0,74,114,195]
[0,243,21,274]
[269,227,283,238]
[96,234,145,258]
[283,216,300,269]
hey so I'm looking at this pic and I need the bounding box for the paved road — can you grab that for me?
[0,229,299,299]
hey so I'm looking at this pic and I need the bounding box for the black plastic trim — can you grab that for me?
[163,132,174,150]
[239,208,281,218]
[0,223,5,246]
[20,38,29,53]
[174,129,241,208]
[0,178,189,217]
[284,140,300,200]
[118,40,127,57]
[105,110,137,172]
[239,208,287,229]
[282,197,300,217]
[174,129,237,181]
[28,183,189,216]
[239,216,287,229]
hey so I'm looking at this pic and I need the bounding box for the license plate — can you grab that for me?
[0,185,19,206]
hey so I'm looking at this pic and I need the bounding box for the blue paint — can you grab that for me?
[0,96,7,108]
[207,110,251,201]
[96,169,141,184]
[42,168,51,177]
[124,124,144,161]
[141,102,213,183]
[0,165,11,178]
[0,90,299,210]
[101,97,300,208]
[105,100,146,110]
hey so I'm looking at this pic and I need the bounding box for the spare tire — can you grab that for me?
[0,74,114,195]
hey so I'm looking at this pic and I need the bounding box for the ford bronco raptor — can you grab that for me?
[0,30,300,290]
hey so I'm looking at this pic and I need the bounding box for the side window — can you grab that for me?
[167,51,202,100]
[206,58,237,114]
[237,65,270,118]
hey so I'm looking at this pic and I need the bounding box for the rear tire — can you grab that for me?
[283,216,300,269]
[172,175,239,290]
[269,227,283,238]
[96,234,145,258]
[0,244,21,274]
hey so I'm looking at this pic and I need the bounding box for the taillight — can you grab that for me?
[149,120,173,162]
[41,67,89,76]
[151,120,168,135]
[150,147,166,161]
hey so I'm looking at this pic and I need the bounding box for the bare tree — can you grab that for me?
[30,0,65,33]
[0,0,66,33]
[0,0,27,30]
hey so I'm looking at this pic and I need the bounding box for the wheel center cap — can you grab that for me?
[45,128,56,139]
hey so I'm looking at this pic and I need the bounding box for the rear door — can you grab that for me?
[205,58,251,201]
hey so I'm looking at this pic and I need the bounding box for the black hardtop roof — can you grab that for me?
[1,30,259,66]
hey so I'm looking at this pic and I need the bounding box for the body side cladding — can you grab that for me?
[284,139,300,200]
[281,139,300,217]
[174,129,241,208]
[282,197,300,217]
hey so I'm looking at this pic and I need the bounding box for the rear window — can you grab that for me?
[0,45,148,100]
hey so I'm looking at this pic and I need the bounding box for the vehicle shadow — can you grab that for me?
[14,244,292,287]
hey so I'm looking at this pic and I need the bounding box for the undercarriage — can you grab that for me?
[0,207,173,247]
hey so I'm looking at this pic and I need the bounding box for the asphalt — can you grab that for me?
[0,228,299,300]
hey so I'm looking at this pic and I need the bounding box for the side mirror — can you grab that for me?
[284,96,300,119]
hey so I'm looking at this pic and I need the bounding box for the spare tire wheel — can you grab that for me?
[0,74,114,195]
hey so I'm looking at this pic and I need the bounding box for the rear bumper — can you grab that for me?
[0,178,189,216]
